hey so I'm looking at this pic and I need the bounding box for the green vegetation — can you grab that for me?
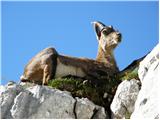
[117,55,145,81]
[48,78,100,103]
[125,110,132,119]
[48,76,120,108]
[118,67,139,81]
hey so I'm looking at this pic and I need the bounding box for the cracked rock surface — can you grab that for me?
[110,79,140,119]
[0,82,108,119]
[131,44,160,119]
[110,44,159,119]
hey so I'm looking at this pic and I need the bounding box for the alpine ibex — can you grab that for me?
[20,21,121,85]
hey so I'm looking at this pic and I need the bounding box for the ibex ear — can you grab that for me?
[92,21,105,40]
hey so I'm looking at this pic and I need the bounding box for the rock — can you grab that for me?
[0,82,108,119]
[131,44,159,119]
[93,106,108,119]
[11,85,76,119]
[0,83,23,119]
[110,79,140,118]
[110,44,159,119]
[75,97,95,119]
[11,90,40,118]
[75,97,108,119]
[7,81,16,86]
[0,85,6,94]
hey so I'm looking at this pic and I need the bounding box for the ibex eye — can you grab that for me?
[102,29,112,35]
[102,28,113,35]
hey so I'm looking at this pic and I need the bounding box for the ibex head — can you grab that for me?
[92,21,122,51]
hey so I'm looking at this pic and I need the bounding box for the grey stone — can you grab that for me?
[75,97,108,119]
[75,97,96,119]
[7,81,16,86]
[11,90,39,119]
[12,85,76,119]
[0,84,23,119]
[131,44,160,119]
[1,83,107,119]
[110,79,140,119]
[92,105,108,119]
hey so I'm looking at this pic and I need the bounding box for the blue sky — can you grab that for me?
[1,1,159,85]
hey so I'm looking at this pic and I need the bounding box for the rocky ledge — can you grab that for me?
[0,82,108,119]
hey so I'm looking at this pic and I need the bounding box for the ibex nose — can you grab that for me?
[117,32,120,35]
[117,32,121,37]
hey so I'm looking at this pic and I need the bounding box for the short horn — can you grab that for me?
[92,21,106,40]
[92,21,106,31]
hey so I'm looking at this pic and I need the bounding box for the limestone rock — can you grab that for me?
[93,105,108,119]
[11,85,75,119]
[110,79,140,118]
[75,97,108,119]
[75,97,96,119]
[0,82,108,119]
[131,44,160,119]
[0,82,23,119]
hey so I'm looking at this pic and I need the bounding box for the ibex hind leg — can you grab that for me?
[42,64,52,85]
[42,49,58,85]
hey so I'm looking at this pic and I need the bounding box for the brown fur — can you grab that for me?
[21,47,58,85]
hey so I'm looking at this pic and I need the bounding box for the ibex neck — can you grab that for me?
[96,46,119,71]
